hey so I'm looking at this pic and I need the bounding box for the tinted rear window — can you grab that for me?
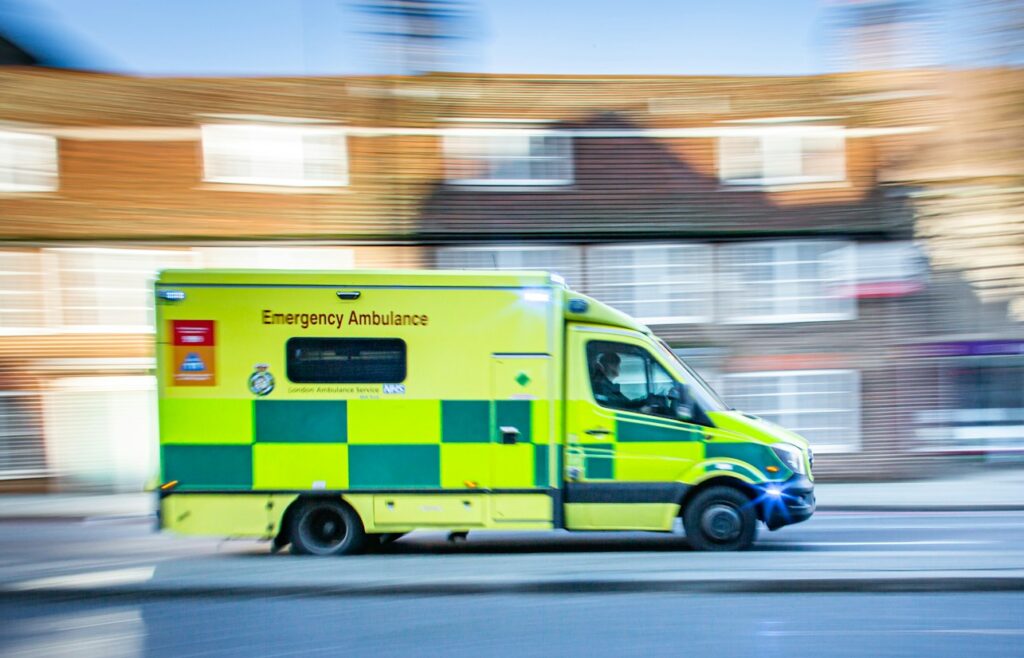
[286,338,407,384]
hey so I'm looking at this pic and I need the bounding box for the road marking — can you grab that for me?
[768,540,996,547]
[7,566,155,591]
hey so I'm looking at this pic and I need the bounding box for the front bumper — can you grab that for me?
[760,474,815,531]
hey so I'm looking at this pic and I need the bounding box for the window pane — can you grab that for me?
[584,244,713,324]
[762,134,802,180]
[719,129,845,185]
[0,251,47,330]
[719,136,762,182]
[718,241,855,323]
[196,247,355,270]
[0,130,58,192]
[0,394,47,479]
[287,338,406,384]
[202,124,347,187]
[44,375,157,489]
[616,353,649,400]
[443,132,572,185]
[51,248,197,329]
[436,246,582,288]
[801,134,845,181]
[722,370,860,453]
[649,360,675,396]
[586,341,650,410]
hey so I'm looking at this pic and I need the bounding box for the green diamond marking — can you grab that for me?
[515,372,531,387]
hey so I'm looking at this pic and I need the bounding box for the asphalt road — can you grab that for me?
[2,591,1024,658]
[1,512,1023,656]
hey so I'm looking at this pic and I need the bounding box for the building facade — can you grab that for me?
[0,68,1019,488]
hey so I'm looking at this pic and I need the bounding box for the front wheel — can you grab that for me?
[683,486,757,551]
[290,499,367,556]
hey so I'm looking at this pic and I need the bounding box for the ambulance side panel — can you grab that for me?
[157,281,563,535]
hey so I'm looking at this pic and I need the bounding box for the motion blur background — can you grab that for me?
[0,0,1022,492]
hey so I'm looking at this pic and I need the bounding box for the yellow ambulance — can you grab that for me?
[156,269,814,553]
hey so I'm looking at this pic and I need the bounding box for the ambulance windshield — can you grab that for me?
[655,339,729,413]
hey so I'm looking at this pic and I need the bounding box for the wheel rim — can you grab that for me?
[301,506,348,552]
[701,503,742,542]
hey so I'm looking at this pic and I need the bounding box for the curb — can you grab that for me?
[4,576,1024,599]
[0,514,154,523]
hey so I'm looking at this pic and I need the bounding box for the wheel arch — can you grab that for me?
[678,475,759,516]
[273,493,362,548]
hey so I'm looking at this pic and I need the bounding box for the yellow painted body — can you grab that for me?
[155,269,812,541]
[564,503,680,531]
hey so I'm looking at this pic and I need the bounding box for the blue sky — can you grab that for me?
[8,0,827,76]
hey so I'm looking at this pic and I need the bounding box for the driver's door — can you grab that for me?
[565,326,706,530]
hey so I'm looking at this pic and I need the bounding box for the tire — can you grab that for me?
[289,498,367,556]
[682,486,758,551]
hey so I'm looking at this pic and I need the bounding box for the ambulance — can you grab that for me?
[156,269,814,553]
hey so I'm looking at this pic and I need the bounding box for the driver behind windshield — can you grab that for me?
[590,351,650,412]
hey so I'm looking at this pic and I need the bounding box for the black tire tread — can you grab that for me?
[682,485,758,551]
[289,498,367,556]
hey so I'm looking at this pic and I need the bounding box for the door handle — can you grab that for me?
[585,427,611,437]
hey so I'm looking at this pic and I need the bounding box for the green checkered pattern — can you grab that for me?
[160,398,550,491]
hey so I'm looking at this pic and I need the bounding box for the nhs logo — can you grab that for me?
[383,384,406,395]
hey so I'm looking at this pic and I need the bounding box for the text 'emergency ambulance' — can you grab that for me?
[261,309,429,329]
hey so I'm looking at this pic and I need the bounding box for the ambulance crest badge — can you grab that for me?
[248,363,275,396]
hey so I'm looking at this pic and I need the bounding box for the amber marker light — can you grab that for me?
[160,480,179,490]
[464,481,478,488]
[766,465,780,473]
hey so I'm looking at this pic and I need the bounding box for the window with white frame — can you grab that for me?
[51,248,198,331]
[719,128,845,186]
[717,241,856,323]
[443,130,573,185]
[201,123,348,187]
[0,247,364,334]
[721,370,861,453]
[45,375,158,489]
[0,250,49,331]
[840,241,927,298]
[0,130,58,192]
[195,247,355,270]
[436,245,582,288]
[0,392,47,479]
[584,244,713,324]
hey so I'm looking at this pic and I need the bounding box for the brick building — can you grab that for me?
[0,68,1019,488]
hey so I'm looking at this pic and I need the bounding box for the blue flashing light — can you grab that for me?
[567,298,589,313]
[157,289,186,301]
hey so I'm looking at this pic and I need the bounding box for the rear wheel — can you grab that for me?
[683,486,757,551]
[290,499,367,556]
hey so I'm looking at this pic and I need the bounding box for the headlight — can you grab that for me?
[771,444,806,475]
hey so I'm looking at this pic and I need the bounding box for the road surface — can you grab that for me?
[1,511,1023,657]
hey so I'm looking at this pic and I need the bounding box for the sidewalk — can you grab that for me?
[2,468,1024,520]
[817,467,1024,511]
[0,493,154,520]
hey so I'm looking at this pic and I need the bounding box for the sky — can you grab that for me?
[3,0,826,77]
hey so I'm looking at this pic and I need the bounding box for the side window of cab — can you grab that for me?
[586,340,693,421]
